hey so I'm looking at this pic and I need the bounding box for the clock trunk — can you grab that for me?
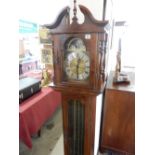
[61,92,103,155]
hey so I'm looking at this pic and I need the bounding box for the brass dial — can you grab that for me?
[64,37,90,81]
[64,51,90,80]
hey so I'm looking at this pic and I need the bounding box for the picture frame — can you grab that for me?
[41,48,53,64]
[39,26,52,44]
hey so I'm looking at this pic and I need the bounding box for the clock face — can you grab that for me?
[64,38,90,81]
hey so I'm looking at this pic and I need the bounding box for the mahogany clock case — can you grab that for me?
[44,4,109,155]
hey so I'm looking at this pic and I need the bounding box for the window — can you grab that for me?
[105,0,135,72]
[19,20,42,79]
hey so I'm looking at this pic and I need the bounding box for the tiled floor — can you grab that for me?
[50,134,64,155]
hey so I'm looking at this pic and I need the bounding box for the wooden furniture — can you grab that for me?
[100,71,135,154]
[44,1,109,155]
[19,87,61,148]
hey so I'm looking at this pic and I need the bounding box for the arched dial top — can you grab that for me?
[64,38,90,81]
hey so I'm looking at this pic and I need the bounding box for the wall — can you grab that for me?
[19,0,103,25]
[106,0,135,72]
[19,0,70,25]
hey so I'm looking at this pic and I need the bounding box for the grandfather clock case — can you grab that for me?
[45,2,108,155]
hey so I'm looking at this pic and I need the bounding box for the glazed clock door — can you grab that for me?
[62,94,97,155]
[53,33,98,89]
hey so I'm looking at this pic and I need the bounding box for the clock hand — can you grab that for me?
[76,59,79,79]
[77,58,81,79]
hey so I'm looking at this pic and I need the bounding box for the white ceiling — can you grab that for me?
[19,0,70,25]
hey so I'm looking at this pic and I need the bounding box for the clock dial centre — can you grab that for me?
[64,38,90,80]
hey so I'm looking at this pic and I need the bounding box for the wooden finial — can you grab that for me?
[72,0,78,22]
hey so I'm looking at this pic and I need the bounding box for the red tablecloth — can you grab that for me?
[19,87,61,149]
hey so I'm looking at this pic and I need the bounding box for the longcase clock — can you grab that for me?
[44,1,108,155]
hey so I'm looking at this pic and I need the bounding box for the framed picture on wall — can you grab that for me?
[39,26,52,44]
[41,48,53,64]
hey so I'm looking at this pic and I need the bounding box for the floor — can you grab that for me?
[19,107,63,155]
[51,134,110,155]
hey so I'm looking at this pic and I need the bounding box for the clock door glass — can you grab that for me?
[64,37,90,81]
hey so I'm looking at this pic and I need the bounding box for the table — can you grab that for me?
[19,87,61,149]
[100,71,135,154]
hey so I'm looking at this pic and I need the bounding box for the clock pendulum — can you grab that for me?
[44,0,109,154]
